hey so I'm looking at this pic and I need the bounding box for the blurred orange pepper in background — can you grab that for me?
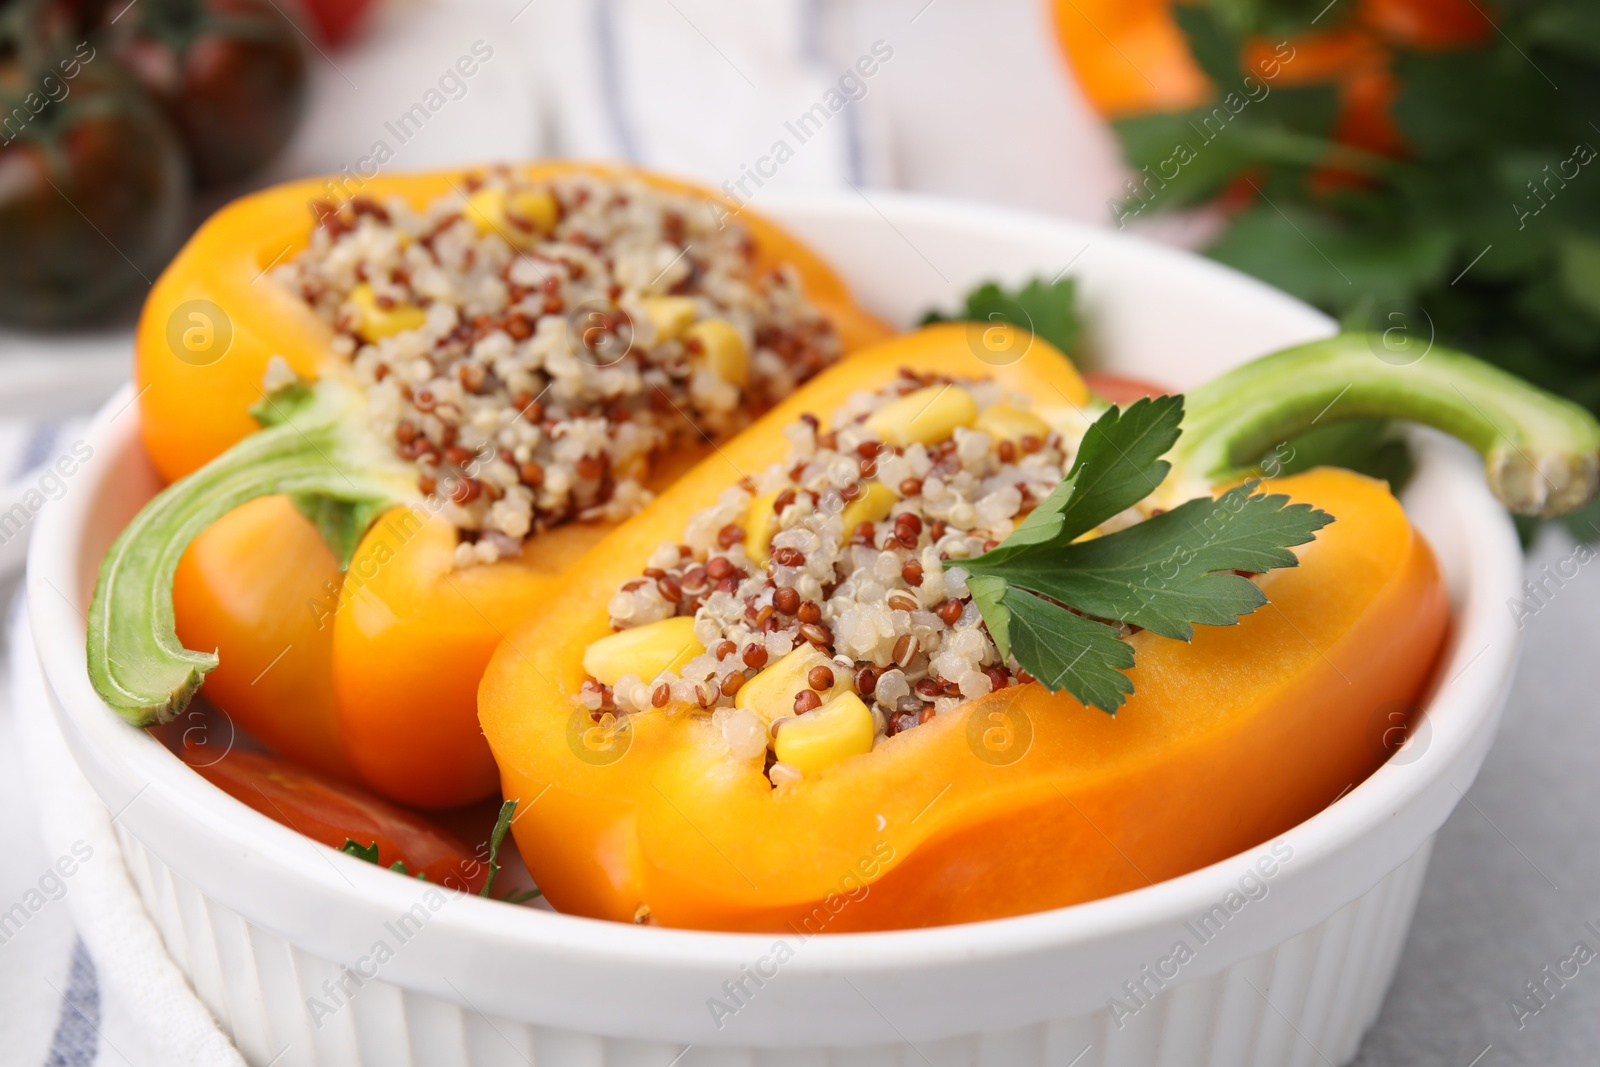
[1052,0,1492,161]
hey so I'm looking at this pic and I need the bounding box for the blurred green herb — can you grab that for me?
[1107,0,1600,435]
[340,839,426,879]
[920,275,1081,355]
[926,276,1416,491]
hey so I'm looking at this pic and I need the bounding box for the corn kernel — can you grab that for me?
[744,490,781,564]
[582,616,702,687]
[616,454,649,483]
[864,385,978,447]
[974,403,1051,445]
[508,189,559,235]
[774,692,875,775]
[685,318,749,386]
[466,187,557,250]
[840,481,898,534]
[465,188,507,235]
[349,283,427,341]
[736,645,848,725]
[643,297,698,341]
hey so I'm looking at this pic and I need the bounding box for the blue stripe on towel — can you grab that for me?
[596,0,643,162]
[18,424,58,482]
[803,0,864,184]
[44,938,100,1067]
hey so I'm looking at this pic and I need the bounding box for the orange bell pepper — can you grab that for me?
[1054,0,1490,162]
[1051,0,1211,118]
[102,163,890,809]
[477,325,1598,930]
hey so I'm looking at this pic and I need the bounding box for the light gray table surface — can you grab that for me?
[1354,528,1600,1067]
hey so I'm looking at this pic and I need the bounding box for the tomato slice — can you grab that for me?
[1084,371,1171,405]
[182,742,488,892]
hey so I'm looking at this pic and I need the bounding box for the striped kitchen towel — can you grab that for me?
[7,592,246,1067]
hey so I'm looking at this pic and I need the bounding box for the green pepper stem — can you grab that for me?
[1161,332,1600,517]
[88,381,412,727]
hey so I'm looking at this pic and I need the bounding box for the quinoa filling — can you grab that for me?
[579,371,1152,784]
[274,169,841,566]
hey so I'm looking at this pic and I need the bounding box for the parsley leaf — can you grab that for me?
[970,482,1331,641]
[976,579,1136,713]
[499,888,544,904]
[1172,3,1243,86]
[920,275,1080,355]
[969,395,1181,570]
[340,839,380,864]
[955,398,1334,713]
[479,800,542,903]
[480,799,518,899]
[340,839,427,880]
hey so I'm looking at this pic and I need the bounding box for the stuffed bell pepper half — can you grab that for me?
[94,162,888,808]
[476,323,1599,931]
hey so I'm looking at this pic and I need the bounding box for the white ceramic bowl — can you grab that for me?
[28,191,1522,1067]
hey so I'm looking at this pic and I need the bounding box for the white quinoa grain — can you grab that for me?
[768,761,804,791]
[721,708,769,759]
[958,670,992,700]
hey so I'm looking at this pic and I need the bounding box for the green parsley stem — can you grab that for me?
[87,380,410,727]
[1161,332,1600,516]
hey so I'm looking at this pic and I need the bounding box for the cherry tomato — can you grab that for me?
[182,742,490,892]
[1084,371,1170,405]
[0,56,189,326]
[106,0,307,187]
[293,0,372,48]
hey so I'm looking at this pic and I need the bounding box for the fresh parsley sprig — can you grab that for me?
[476,798,542,903]
[340,839,426,879]
[336,799,543,904]
[956,395,1333,713]
[480,799,517,899]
